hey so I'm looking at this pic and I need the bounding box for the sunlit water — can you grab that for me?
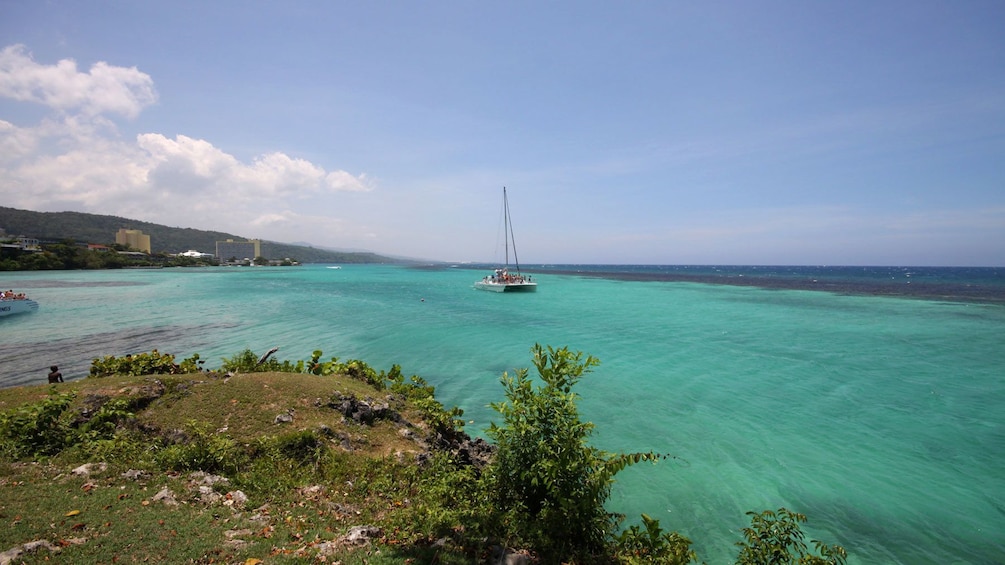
[2,265,1002,564]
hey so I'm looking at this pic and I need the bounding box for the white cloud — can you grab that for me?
[326,170,372,192]
[0,44,374,248]
[0,44,157,118]
[137,133,373,199]
[0,119,38,160]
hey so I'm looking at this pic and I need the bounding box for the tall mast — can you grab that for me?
[505,187,522,274]
[503,187,510,268]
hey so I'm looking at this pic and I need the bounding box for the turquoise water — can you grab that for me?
[2,265,1003,564]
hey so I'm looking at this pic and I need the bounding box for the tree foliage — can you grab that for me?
[486,344,666,562]
[90,350,204,377]
[0,389,78,458]
[613,513,697,565]
[735,508,847,565]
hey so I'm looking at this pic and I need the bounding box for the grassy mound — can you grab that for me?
[0,370,486,564]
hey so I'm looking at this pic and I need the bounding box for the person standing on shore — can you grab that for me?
[47,365,63,383]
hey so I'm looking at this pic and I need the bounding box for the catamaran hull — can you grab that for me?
[474,281,537,293]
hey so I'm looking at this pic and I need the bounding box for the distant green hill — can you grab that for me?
[0,206,397,264]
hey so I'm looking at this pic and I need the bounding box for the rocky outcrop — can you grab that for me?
[422,432,496,470]
[327,392,402,425]
[71,379,167,427]
[0,538,86,565]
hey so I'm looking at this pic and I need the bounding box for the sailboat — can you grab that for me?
[474,187,537,293]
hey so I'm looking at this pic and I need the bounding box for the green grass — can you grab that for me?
[0,372,485,564]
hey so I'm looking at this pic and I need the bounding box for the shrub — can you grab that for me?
[735,508,847,565]
[613,513,696,565]
[271,429,327,469]
[0,390,143,461]
[220,348,299,373]
[79,397,137,439]
[486,344,665,562]
[0,389,77,458]
[156,421,245,475]
[90,350,203,377]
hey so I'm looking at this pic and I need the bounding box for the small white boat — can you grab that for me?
[475,187,537,293]
[0,295,39,317]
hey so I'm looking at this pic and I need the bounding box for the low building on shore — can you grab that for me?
[178,250,215,259]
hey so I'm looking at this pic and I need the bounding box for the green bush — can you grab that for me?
[735,508,847,565]
[384,452,491,545]
[613,513,696,565]
[271,429,327,469]
[0,389,77,458]
[90,350,203,377]
[486,344,665,562]
[220,348,300,373]
[0,390,144,462]
[156,421,246,475]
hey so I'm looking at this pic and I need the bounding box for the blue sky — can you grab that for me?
[1,1,1003,265]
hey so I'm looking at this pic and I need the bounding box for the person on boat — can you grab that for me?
[48,365,64,384]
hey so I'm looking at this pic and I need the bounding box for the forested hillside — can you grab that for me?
[0,207,396,264]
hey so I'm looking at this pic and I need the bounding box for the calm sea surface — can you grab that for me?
[2,264,1003,564]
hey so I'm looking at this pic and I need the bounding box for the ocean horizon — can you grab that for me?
[2,263,1003,564]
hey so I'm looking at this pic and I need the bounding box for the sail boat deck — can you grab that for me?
[475,269,537,292]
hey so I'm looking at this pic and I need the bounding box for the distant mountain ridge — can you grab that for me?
[0,206,397,264]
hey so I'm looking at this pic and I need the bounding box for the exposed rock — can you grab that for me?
[151,487,178,506]
[456,436,495,468]
[327,502,360,517]
[223,490,248,508]
[71,381,166,428]
[0,546,22,564]
[20,539,60,556]
[248,503,272,524]
[314,541,341,556]
[224,528,253,539]
[248,512,271,524]
[121,469,149,480]
[71,462,107,476]
[328,393,401,425]
[300,484,325,497]
[190,472,229,486]
[423,433,496,471]
[223,538,248,548]
[344,525,382,544]
[74,394,111,426]
[198,485,222,504]
[318,426,355,451]
[274,408,295,424]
